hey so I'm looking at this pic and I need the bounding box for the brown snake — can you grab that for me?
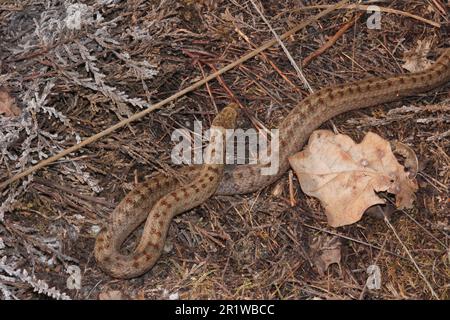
[95,49,450,279]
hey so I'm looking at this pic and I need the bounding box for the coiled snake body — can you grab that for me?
[95,49,450,279]
[95,105,238,278]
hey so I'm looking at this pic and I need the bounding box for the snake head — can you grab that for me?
[212,103,238,129]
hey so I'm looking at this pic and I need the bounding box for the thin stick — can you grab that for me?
[0,0,349,190]
[384,217,440,299]
[250,0,313,93]
[302,12,363,67]
[276,4,441,28]
[383,196,447,248]
[288,170,296,207]
[302,223,408,260]
[232,22,299,90]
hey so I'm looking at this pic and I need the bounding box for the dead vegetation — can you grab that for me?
[0,0,449,300]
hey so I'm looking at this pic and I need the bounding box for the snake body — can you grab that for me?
[96,49,450,279]
[217,49,450,195]
[95,105,238,278]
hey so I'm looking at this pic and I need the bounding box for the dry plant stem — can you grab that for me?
[383,196,447,249]
[430,0,447,16]
[280,4,441,28]
[32,177,114,208]
[232,22,298,90]
[0,0,349,191]
[216,49,450,195]
[302,223,407,261]
[383,216,439,299]
[358,233,389,300]
[250,0,313,93]
[302,13,363,67]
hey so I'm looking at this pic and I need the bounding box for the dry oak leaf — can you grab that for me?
[288,130,418,227]
[402,40,433,73]
[0,88,21,117]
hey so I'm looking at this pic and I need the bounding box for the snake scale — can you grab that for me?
[95,49,450,279]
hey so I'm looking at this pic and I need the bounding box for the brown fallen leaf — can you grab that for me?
[289,130,418,227]
[0,88,21,117]
[402,40,433,73]
[309,235,342,276]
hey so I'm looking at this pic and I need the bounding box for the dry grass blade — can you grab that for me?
[301,223,408,261]
[383,217,439,300]
[278,4,441,28]
[249,0,314,93]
